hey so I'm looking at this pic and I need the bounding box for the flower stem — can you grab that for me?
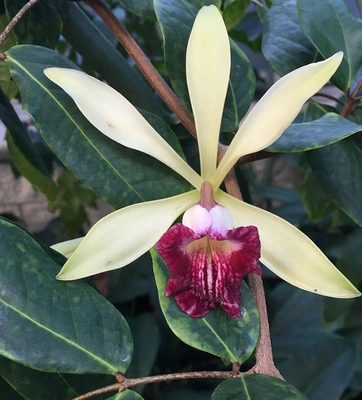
[0,0,42,46]
[83,0,197,138]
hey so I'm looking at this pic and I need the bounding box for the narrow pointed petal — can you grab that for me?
[186,5,230,181]
[213,53,343,187]
[216,190,361,298]
[57,191,199,280]
[51,237,84,259]
[44,68,203,189]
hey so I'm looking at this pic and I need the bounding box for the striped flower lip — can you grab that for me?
[156,182,261,318]
[46,5,360,320]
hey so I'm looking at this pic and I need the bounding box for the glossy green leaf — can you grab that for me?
[5,0,63,48]
[0,218,133,374]
[307,138,362,227]
[223,0,249,31]
[116,0,155,19]
[0,88,59,207]
[5,45,190,209]
[267,113,361,152]
[154,0,255,132]
[62,3,161,116]
[262,0,317,76]
[106,390,145,400]
[151,248,259,364]
[297,0,362,91]
[0,356,115,400]
[212,375,307,399]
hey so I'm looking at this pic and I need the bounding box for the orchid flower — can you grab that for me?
[46,5,360,318]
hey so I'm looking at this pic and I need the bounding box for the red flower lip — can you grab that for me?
[156,204,261,318]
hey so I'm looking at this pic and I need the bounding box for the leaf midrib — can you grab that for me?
[0,297,117,373]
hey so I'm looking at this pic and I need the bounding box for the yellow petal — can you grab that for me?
[216,190,360,298]
[51,237,84,259]
[44,68,203,190]
[213,52,343,188]
[57,191,199,280]
[186,5,230,181]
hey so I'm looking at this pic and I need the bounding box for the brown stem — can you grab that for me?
[340,78,362,117]
[84,0,196,138]
[71,383,121,400]
[72,370,249,400]
[312,92,344,106]
[0,0,42,46]
[248,274,283,378]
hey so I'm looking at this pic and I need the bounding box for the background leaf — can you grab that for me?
[151,249,259,364]
[116,0,155,19]
[106,390,145,400]
[0,356,115,400]
[297,0,362,91]
[5,45,191,209]
[307,138,362,227]
[0,88,58,207]
[212,375,307,399]
[262,0,317,76]
[267,113,362,152]
[5,0,64,48]
[0,218,133,374]
[154,0,255,133]
[61,3,162,116]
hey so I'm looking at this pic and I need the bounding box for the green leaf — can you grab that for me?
[267,113,362,152]
[0,218,133,374]
[262,0,317,76]
[297,0,362,91]
[116,0,155,19]
[0,13,17,98]
[5,45,190,209]
[157,389,212,400]
[106,390,145,400]
[5,0,63,48]
[299,171,336,223]
[223,0,249,31]
[151,248,259,364]
[323,229,362,324]
[62,3,162,116]
[154,0,255,132]
[212,375,307,399]
[307,138,362,227]
[0,356,115,400]
[277,336,358,400]
[0,88,59,207]
[0,375,24,400]
[126,314,160,393]
[107,253,153,304]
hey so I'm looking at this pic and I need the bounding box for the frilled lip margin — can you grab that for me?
[156,223,262,318]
